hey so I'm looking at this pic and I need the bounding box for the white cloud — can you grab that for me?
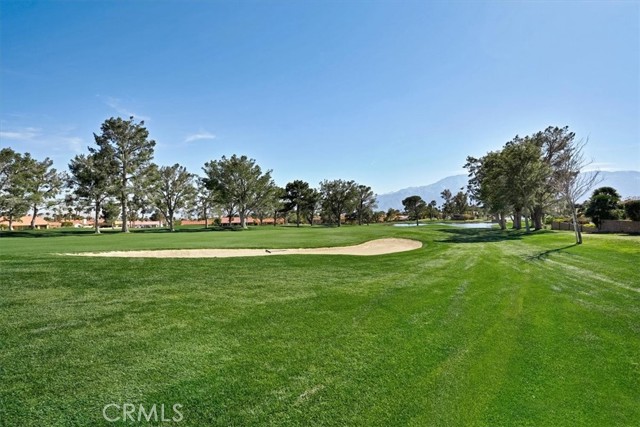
[60,136,84,154]
[583,162,618,172]
[185,131,216,143]
[104,96,150,122]
[0,124,84,154]
[0,127,41,141]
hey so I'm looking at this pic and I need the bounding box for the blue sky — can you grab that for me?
[1,0,638,194]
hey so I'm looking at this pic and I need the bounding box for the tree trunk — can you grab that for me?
[296,205,300,227]
[121,191,129,232]
[9,217,13,231]
[169,209,175,232]
[499,212,506,230]
[240,211,246,229]
[30,205,38,229]
[513,209,522,230]
[532,206,544,230]
[570,202,583,245]
[94,201,101,234]
[524,214,530,233]
[204,205,208,229]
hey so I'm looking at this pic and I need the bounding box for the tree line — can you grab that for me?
[463,125,603,244]
[1,116,380,232]
[393,126,638,243]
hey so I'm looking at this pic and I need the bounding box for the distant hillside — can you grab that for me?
[375,175,468,211]
[375,170,640,211]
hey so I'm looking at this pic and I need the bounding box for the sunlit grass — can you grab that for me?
[1,225,638,426]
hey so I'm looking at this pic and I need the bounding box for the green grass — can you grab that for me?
[1,225,638,426]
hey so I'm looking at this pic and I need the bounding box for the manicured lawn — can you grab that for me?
[1,225,638,426]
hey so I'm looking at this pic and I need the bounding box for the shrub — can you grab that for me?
[61,221,74,227]
[624,199,640,221]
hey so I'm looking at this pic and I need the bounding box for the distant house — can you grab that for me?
[70,219,96,228]
[257,217,287,225]
[180,219,209,226]
[0,215,59,230]
[113,220,163,229]
[182,217,286,226]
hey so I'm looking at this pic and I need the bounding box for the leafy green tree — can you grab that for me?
[467,126,594,233]
[452,191,468,216]
[402,195,427,226]
[147,163,197,231]
[385,208,400,222]
[500,139,550,231]
[92,116,156,232]
[282,180,315,227]
[623,199,640,221]
[0,148,19,194]
[271,186,287,227]
[428,200,438,220]
[302,189,320,225]
[68,150,118,233]
[440,189,453,219]
[585,187,621,229]
[319,179,357,227]
[465,151,510,229]
[354,185,377,225]
[101,200,120,228]
[0,150,31,230]
[203,155,275,228]
[24,156,63,229]
[195,178,216,228]
[527,126,575,230]
[372,210,385,223]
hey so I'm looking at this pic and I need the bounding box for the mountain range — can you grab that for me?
[375,170,640,211]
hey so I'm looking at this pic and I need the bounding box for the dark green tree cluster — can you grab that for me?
[2,116,381,232]
[584,187,621,229]
[402,195,427,225]
[623,199,640,222]
[67,116,197,232]
[465,126,601,243]
[0,148,63,230]
[317,180,377,227]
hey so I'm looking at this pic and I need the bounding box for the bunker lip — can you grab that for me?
[63,238,422,258]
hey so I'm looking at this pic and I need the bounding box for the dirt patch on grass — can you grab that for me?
[65,238,422,258]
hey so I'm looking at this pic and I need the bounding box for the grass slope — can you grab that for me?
[1,225,638,426]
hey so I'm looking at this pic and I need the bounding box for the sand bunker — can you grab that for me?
[66,238,422,258]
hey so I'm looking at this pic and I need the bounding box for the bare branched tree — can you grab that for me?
[555,138,602,244]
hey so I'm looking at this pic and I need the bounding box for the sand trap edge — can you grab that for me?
[61,238,422,258]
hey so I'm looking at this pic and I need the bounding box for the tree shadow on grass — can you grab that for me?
[524,244,577,261]
[0,229,97,238]
[436,228,553,244]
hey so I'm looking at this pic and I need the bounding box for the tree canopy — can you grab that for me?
[585,187,621,229]
[402,195,426,226]
[203,155,276,228]
[147,163,197,231]
[92,116,156,232]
